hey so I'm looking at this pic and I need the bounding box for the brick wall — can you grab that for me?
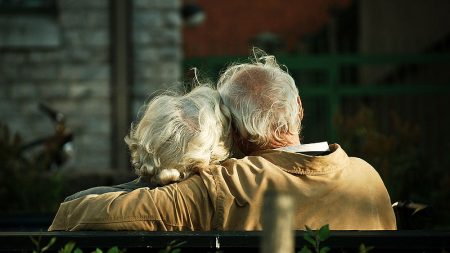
[182,0,351,57]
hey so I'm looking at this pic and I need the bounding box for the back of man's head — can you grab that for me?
[217,50,303,151]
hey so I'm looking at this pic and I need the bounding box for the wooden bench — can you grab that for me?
[0,230,448,252]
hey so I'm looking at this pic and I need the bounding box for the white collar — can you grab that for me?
[274,141,330,153]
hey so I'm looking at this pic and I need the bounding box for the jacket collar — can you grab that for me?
[250,144,350,175]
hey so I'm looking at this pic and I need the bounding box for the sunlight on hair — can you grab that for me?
[125,85,232,185]
[217,48,302,148]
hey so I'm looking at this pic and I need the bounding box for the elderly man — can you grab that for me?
[214,52,396,230]
[49,52,396,231]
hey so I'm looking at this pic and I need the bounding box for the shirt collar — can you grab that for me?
[274,141,330,153]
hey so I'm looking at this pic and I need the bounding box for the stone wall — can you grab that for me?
[0,0,182,173]
[131,0,182,117]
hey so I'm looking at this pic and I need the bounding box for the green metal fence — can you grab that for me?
[184,54,450,143]
[184,54,450,228]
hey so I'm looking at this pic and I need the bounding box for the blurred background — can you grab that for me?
[0,0,449,230]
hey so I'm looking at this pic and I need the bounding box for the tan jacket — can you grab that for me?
[49,144,396,231]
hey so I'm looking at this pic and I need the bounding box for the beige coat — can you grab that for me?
[49,144,396,231]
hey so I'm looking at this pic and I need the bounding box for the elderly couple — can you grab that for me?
[49,51,396,231]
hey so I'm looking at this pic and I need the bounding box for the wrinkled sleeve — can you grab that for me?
[48,175,214,231]
[63,177,157,202]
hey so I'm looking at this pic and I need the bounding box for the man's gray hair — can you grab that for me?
[125,85,232,185]
[217,50,301,148]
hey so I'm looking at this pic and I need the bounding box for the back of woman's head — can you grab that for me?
[125,85,232,185]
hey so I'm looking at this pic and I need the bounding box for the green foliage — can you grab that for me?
[30,237,126,253]
[30,236,56,253]
[58,241,82,253]
[105,247,126,253]
[298,224,376,253]
[27,231,381,253]
[335,106,450,228]
[335,106,422,197]
[358,243,374,253]
[0,123,65,214]
[159,240,186,253]
[298,224,331,253]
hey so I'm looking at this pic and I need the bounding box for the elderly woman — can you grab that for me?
[64,85,232,201]
[126,85,232,185]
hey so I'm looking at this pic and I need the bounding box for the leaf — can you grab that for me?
[41,237,57,252]
[59,241,76,253]
[319,246,330,253]
[159,248,170,253]
[318,224,330,242]
[303,234,316,246]
[74,248,83,253]
[171,241,186,248]
[304,225,316,238]
[106,247,121,253]
[30,236,40,248]
[359,243,374,253]
[158,239,186,253]
[298,246,313,253]
[94,249,103,253]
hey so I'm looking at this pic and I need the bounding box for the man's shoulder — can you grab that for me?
[217,153,299,179]
[221,154,272,170]
[345,156,389,178]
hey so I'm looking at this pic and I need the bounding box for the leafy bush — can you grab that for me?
[298,224,330,253]
[0,123,65,214]
[335,106,450,228]
[30,236,125,253]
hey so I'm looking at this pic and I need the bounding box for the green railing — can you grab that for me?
[184,54,450,142]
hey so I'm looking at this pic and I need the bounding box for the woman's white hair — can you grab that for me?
[125,85,232,185]
[217,49,301,148]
